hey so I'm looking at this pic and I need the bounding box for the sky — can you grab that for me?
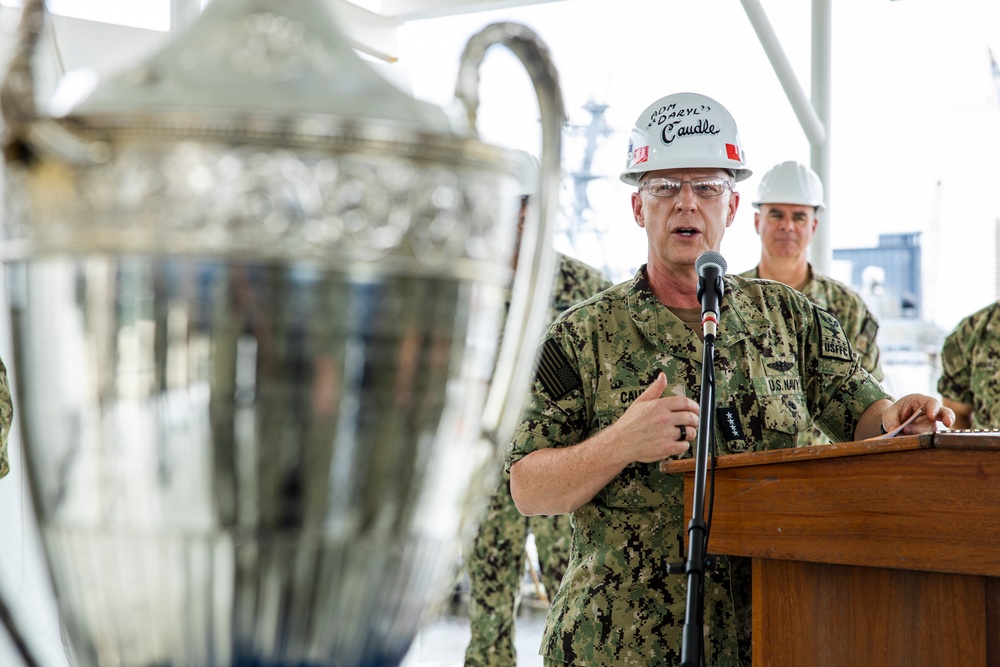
[394,0,1000,335]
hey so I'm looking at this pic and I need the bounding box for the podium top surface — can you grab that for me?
[660,430,1000,474]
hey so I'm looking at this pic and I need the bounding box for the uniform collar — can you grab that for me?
[748,262,816,293]
[626,266,768,360]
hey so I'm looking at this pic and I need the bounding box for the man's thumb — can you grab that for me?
[635,371,666,402]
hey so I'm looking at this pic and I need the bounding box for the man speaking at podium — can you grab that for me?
[504,91,954,666]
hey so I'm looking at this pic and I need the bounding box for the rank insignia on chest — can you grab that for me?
[716,404,746,442]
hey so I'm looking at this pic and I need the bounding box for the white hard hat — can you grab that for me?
[753,160,825,211]
[511,149,540,198]
[620,92,751,186]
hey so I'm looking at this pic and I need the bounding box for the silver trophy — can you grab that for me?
[0,1,563,665]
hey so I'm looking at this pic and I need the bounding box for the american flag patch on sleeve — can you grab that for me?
[536,338,582,400]
[860,314,879,345]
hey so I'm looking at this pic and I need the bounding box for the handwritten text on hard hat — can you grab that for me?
[645,103,721,146]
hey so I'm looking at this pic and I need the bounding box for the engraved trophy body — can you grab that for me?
[0,1,563,665]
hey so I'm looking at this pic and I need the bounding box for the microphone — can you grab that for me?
[695,251,727,339]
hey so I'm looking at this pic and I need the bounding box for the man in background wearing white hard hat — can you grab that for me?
[464,151,612,667]
[740,160,884,446]
[504,92,953,666]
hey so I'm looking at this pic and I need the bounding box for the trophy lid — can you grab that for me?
[63,0,455,138]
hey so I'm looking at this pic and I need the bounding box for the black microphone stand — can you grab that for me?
[680,322,718,667]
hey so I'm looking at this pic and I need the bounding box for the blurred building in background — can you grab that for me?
[834,232,922,320]
[832,232,944,397]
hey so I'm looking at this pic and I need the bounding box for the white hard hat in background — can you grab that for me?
[753,160,825,211]
[620,92,751,186]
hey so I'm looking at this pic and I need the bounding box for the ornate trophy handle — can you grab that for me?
[455,22,564,446]
[1,0,108,164]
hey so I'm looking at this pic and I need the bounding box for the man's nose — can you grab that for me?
[674,182,699,208]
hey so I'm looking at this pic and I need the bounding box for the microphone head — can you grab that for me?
[695,251,727,276]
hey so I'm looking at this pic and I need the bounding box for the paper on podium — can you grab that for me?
[865,407,924,440]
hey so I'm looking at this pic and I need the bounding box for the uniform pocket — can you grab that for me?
[759,394,811,449]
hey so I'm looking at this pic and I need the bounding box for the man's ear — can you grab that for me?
[631,191,646,229]
[725,190,740,228]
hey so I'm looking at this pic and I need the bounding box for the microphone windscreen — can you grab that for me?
[695,251,727,275]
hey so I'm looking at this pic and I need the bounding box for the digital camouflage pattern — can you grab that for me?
[507,268,889,666]
[937,301,1000,429]
[741,265,883,447]
[0,358,11,479]
[465,253,612,667]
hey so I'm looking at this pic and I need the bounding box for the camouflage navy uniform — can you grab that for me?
[507,268,889,666]
[465,254,611,667]
[0,358,11,479]
[740,265,883,447]
[937,301,1000,429]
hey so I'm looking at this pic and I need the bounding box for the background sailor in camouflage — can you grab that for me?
[740,161,883,446]
[506,92,953,666]
[464,152,612,667]
[0,358,11,479]
[937,301,1000,429]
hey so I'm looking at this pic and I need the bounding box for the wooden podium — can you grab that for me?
[661,431,1000,666]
